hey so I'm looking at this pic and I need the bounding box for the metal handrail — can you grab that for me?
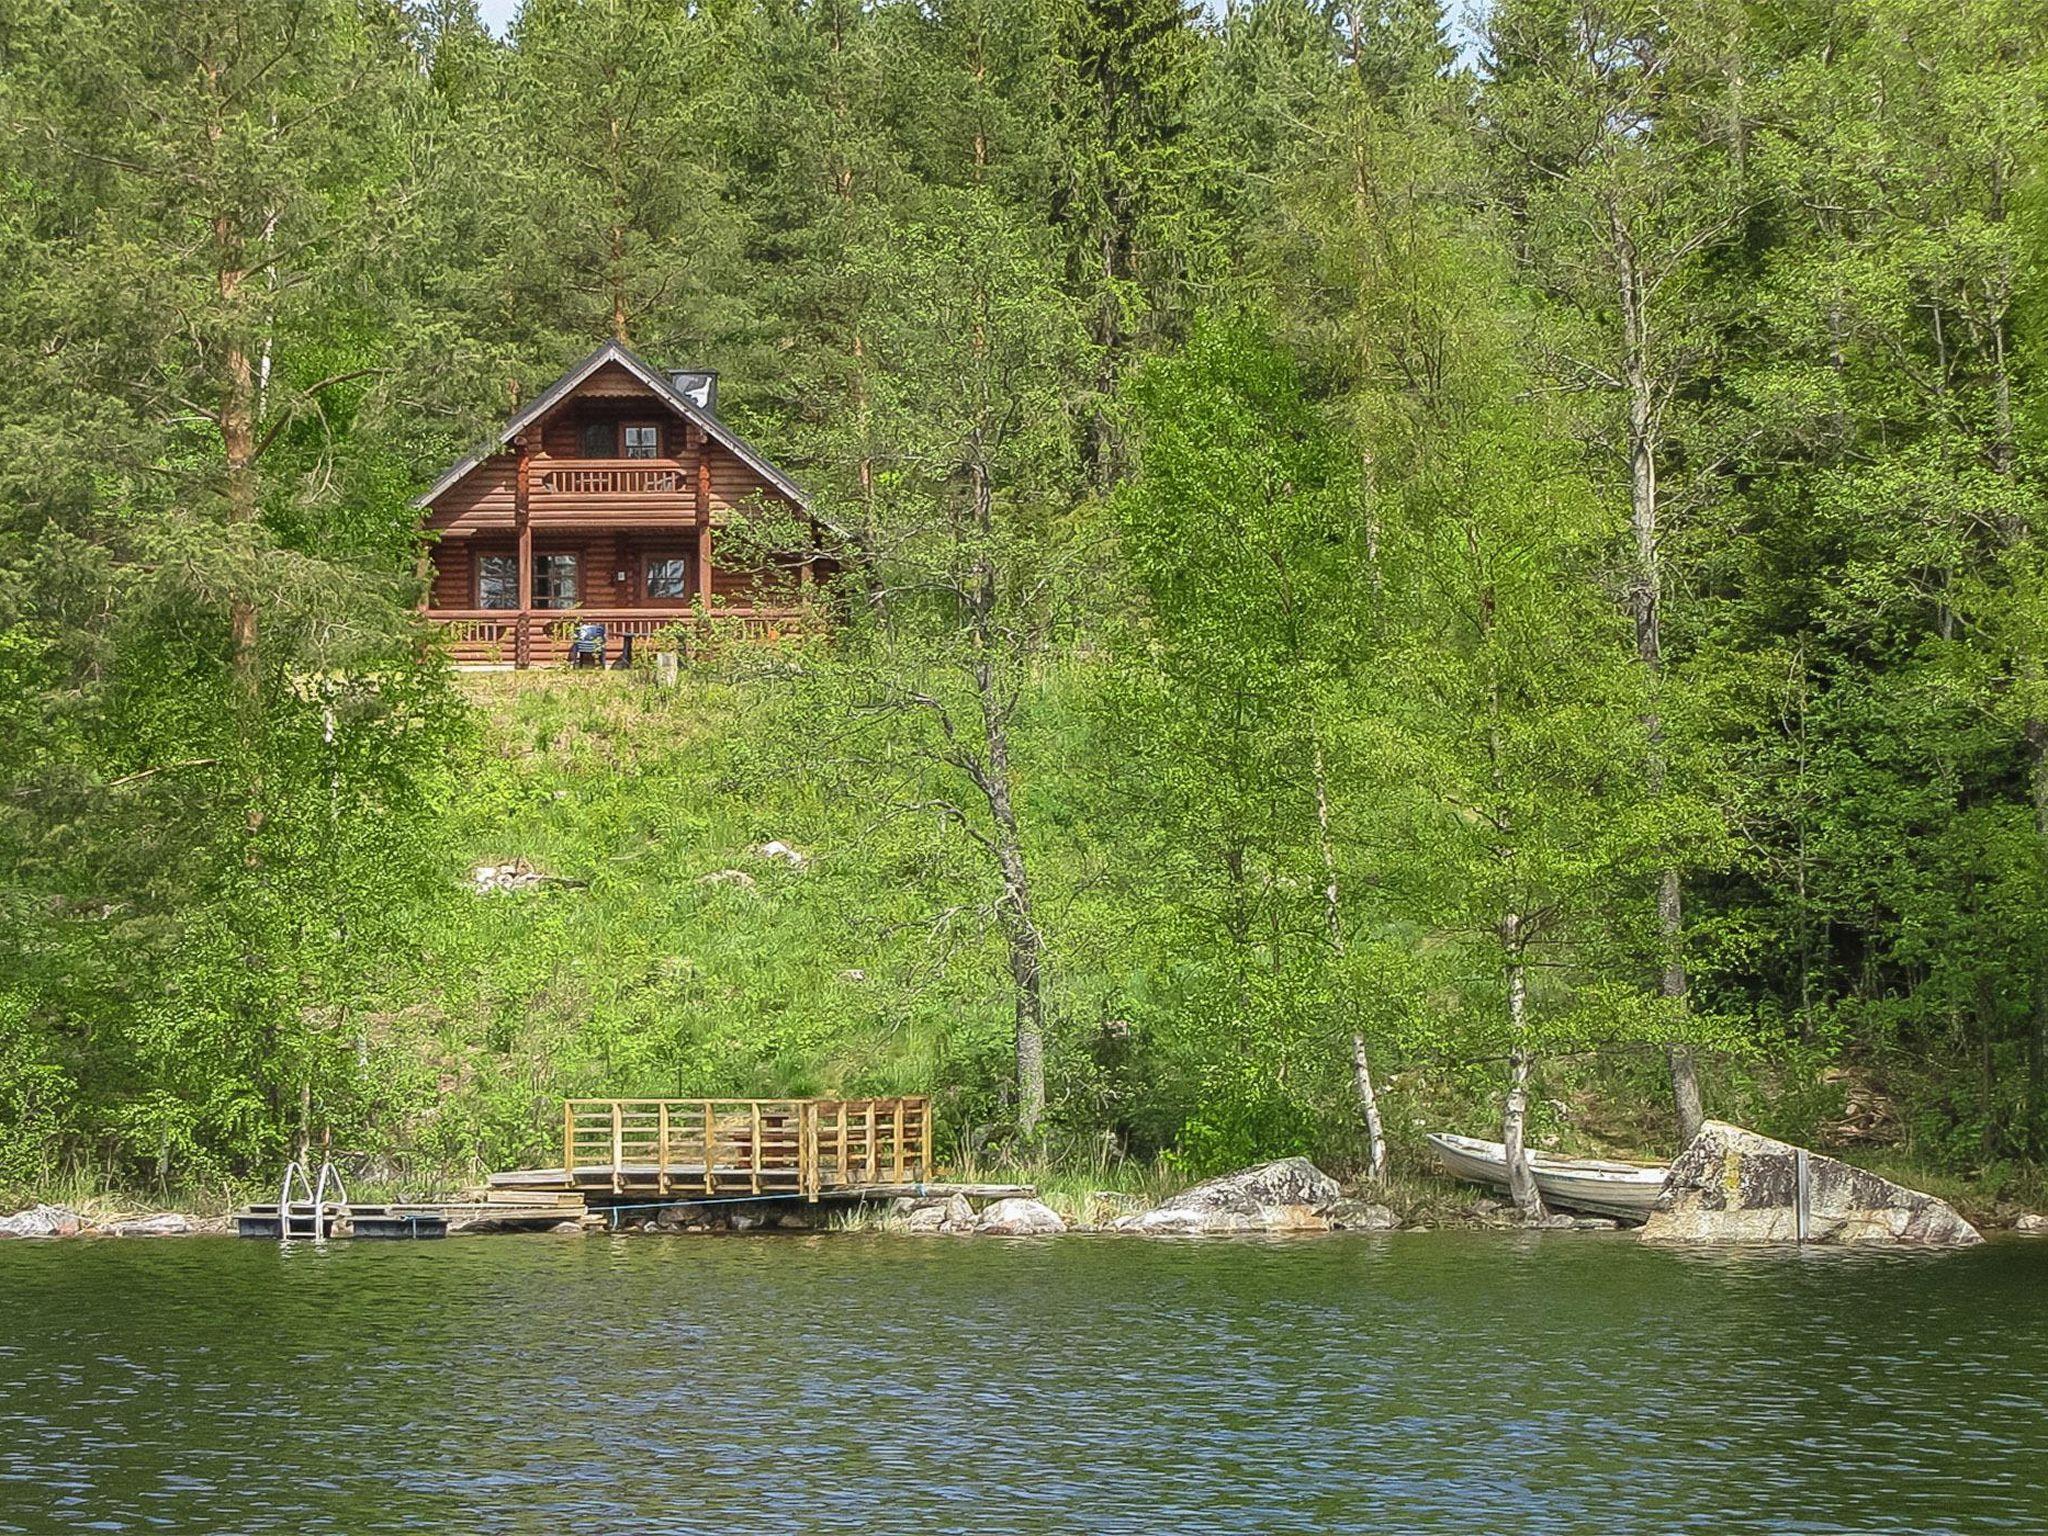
[312,1161,350,1241]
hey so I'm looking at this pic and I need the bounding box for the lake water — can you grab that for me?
[0,1231,2043,1534]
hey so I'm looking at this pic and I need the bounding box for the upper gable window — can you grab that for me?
[623,424,661,460]
[579,420,614,458]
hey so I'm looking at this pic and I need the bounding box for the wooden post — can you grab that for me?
[802,1103,818,1202]
[836,1100,848,1185]
[515,439,533,670]
[563,1100,576,1183]
[750,1101,763,1194]
[892,1099,906,1183]
[658,1100,671,1195]
[702,1099,716,1196]
[865,1101,878,1183]
[694,438,712,609]
[609,1100,623,1195]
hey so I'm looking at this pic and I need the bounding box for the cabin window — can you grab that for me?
[623,423,661,460]
[579,420,614,458]
[532,553,579,609]
[476,553,519,610]
[645,556,689,601]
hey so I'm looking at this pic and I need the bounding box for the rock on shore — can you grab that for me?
[0,1204,82,1238]
[1642,1122,1981,1246]
[1114,1156,1364,1234]
[974,1197,1066,1235]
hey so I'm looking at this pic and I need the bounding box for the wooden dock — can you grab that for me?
[490,1097,935,1201]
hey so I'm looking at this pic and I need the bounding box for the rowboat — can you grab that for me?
[1426,1132,1668,1222]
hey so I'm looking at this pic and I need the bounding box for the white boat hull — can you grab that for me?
[1427,1132,1667,1222]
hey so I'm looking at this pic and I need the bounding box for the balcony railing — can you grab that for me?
[532,458,689,498]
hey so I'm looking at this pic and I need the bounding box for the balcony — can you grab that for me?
[528,457,697,520]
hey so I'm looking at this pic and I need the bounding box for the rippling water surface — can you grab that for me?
[1,1231,2043,1534]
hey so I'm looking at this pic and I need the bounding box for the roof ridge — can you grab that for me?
[416,339,807,511]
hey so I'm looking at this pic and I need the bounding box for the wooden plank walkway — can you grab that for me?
[490,1097,935,1201]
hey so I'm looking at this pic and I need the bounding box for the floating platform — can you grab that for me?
[233,1191,586,1240]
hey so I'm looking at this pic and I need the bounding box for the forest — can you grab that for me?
[1,0,2045,1208]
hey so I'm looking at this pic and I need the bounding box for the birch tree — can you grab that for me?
[1484,0,1749,1145]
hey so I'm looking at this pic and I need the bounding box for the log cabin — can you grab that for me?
[416,340,816,668]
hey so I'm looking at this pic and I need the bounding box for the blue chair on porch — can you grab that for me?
[567,622,606,668]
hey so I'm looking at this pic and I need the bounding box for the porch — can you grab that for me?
[427,604,810,668]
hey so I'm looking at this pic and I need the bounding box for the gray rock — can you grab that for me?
[1116,1206,1241,1235]
[550,1220,585,1235]
[1642,1121,1982,1246]
[1113,1158,1346,1235]
[652,1203,708,1231]
[1328,1198,1401,1232]
[108,1213,194,1237]
[2014,1212,2048,1234]
[974,1197,1066,1235]
[905,1194,974,1233]
[1155,1157,1342,1219]
[0,1204,82,1238]
[1570,1216,1622,1231]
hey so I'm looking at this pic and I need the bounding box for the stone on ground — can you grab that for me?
[0,1204,82,1238]
[1641,1121,1981,1246]
[905,1194,975,1234]
[2014,1212,2048,1235]
[1114,1157,1344,1234]
[108,1213,195,1237]
[1158,1156,1340,1218]
[974,1197,1066,1236]
[1327,1198,1401,1232]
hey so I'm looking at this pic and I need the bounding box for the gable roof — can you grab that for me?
[416,340,808,510]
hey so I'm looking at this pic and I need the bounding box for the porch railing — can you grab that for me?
[562,1096,933,1199]
[425,605,814,666]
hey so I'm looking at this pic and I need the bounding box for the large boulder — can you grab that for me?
[1642,1122,1981,1247]
[0,1204,82,1238]
[974,1197,1066,1236]
[1114,1157,1343,1235]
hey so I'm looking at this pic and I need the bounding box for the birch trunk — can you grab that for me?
[1312,736,1386,1180]
[1500,911,1543,1219]
[1613,211,1702,1147]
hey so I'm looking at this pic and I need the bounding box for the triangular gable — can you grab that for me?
[416,340,808,510]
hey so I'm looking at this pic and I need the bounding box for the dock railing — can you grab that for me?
[562,1097,933,1200]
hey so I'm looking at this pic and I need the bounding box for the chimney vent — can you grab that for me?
[670,369,718,416]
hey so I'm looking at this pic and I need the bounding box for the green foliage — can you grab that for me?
[3,0,2047,1199]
